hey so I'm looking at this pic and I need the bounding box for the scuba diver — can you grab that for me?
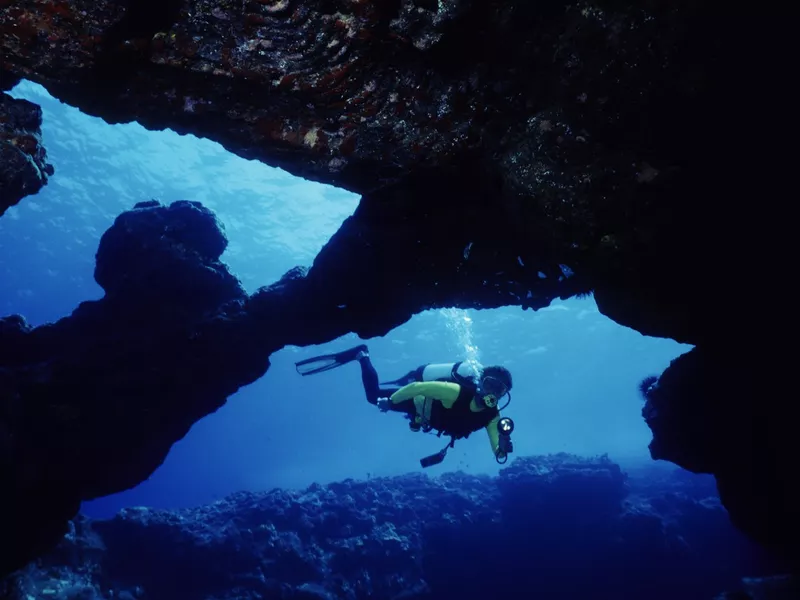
[295,344,516,468]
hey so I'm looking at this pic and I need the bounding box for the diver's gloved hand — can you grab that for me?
[376,397,392,412]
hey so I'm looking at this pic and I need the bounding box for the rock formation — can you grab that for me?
[0,83,54,215]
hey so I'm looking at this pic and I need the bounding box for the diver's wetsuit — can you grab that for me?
[357,352,505,454]
[357,352,483,416]
[295,344,508,457]
[357,352,403,406]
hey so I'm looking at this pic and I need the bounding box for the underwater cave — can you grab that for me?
[1,1,796,598]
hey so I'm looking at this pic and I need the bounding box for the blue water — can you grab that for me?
[1,81,691,518]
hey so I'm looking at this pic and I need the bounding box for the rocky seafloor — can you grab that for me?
[1,454,793,600]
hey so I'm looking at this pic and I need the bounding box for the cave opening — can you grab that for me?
[80,297,693,517]
[1,80,359,325]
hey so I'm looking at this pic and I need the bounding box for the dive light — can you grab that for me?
[498,417,514,435]
[496,417,514,463]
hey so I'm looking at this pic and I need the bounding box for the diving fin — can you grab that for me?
[420,448,448,468]
[295,344,368,376]
[419,438,455,468]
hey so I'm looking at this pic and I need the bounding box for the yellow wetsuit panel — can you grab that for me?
[389,381,461,408]
[391,381,503,458]
[484,413,502,456]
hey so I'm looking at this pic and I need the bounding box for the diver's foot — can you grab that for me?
[349,344,368,358]
[334,344,368,364]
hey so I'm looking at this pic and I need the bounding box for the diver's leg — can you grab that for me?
[356,349,401,405]
[380,365,425,386]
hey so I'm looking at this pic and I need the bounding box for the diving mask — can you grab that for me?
[480,375,510,409]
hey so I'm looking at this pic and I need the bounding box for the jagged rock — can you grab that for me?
[0,200,270,576]
[2,0,707,194]
[1,456,780,600]
[0,0,792,573]
[641,347,796,560]
[245,165,593,347]
[0,91,54,215]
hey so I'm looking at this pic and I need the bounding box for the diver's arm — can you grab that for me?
[485,414,504,457]
[389,381,461,407]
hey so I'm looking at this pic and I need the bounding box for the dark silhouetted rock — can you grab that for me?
[641,347,796,561]
[0,200,268,576]
[0,91,54,215]
[94,199,242,310]
[2,456,782,600]
[0,72,20,92]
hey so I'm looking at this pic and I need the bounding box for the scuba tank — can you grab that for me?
[422,361,482,387]
[381,360,483,390]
